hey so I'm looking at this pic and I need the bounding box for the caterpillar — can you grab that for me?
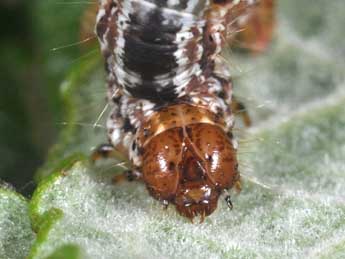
[92,0,274,221]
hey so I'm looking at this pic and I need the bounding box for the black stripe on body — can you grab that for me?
[124,11,178,80]
[122,5,181,101]
[125,81,178,102]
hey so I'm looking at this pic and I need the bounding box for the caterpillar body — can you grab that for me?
[93,0,274,221]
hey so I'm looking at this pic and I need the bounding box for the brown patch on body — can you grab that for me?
[137,103,226,148]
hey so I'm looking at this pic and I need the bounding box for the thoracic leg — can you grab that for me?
[91,143,119,162]
[231,96,252,127]
[91,144,142,183]
[112,169,143,183]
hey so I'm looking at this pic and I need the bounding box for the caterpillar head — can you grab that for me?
[139,104,239,221]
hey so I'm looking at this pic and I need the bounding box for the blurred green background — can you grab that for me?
[0,0,91,195]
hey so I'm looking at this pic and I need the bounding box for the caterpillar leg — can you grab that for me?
[112,169,142,184]
[92,144,142,184]
[231,96,252,127]
[225,195,233,210]
[91,143,120,162]
[91,143,130,166]
[234,178,242,193]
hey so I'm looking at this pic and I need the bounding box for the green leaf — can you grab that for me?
[44,244,83,259]
[29,0,345,258]
[0,186,36,259]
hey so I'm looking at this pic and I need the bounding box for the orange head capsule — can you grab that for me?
[138,104,239,220]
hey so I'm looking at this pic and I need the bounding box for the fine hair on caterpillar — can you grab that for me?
[53,0,275,222]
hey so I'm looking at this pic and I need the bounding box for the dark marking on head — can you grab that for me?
[186,126,193,138]
[169,161,176,171]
